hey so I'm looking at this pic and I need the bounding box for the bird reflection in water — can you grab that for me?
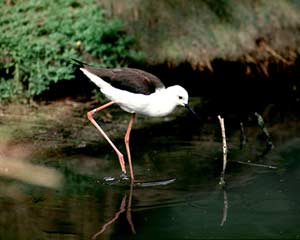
[91,182,135,239]
[91,178,176,239]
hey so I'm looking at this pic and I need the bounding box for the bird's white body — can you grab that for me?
[80,68,189,117]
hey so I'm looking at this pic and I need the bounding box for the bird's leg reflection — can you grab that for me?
[92,196,126,239]
[92,182,135,239]
[126,181,136,233]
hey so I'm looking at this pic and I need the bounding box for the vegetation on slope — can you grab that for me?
[0,0,142,102]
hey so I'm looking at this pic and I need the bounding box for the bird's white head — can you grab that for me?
[166,85,189,107]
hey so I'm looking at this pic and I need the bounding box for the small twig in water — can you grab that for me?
[254,112,274,152]
[239,122,247,149]
[229,160,277,169]
[218,115,227,187]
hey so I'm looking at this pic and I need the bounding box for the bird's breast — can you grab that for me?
[135,93,178,117]
[101,87,177,117]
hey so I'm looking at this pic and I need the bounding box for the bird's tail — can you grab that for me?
[80,68,111,89]
[71,58,91,67]
[72,59,111,89]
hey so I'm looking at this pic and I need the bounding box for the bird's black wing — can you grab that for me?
[72,59,165,94]
[111,68,165,95]
[87,67,164,95]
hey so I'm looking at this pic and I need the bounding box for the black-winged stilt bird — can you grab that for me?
[75,60,197,181]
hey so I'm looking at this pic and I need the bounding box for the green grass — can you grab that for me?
[0,0,142,102]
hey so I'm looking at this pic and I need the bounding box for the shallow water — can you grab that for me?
[0,110,299,239]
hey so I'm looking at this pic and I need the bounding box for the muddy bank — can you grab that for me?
[0,98,299,162]
[0,99,193,156]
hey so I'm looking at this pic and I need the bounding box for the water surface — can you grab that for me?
[0,105,299,239]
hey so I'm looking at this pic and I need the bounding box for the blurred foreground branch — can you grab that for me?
[0,158,62,189]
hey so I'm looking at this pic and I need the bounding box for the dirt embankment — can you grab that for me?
[101,0,300,69]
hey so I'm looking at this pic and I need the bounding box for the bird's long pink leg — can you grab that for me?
[87,101,126,174]
[124,113,136,180]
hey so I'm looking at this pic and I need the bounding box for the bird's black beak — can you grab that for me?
[184,104,200,120]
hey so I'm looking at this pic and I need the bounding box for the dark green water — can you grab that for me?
[0,114,299,240]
